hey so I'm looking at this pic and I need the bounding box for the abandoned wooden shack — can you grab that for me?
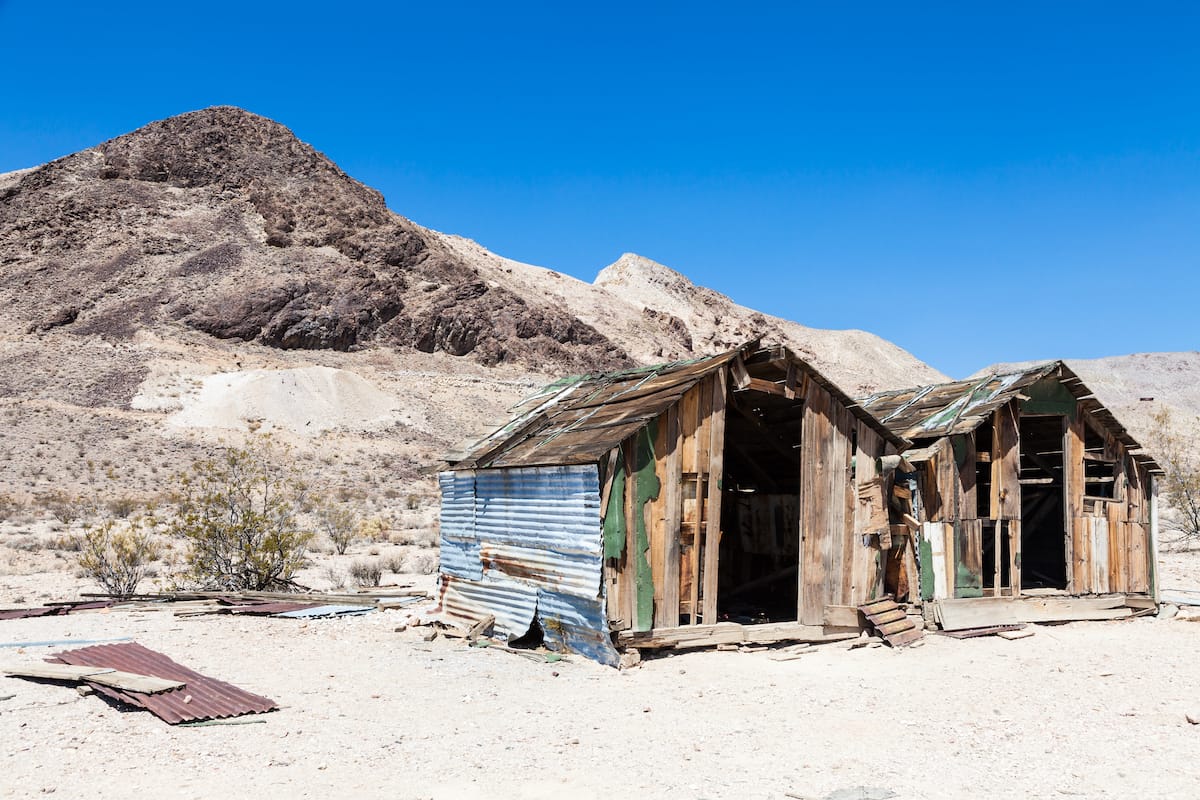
[436,341,909,665]
[858,361,1162,630]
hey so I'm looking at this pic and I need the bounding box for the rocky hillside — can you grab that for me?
[0,106,627,372]
[0,106,946,514]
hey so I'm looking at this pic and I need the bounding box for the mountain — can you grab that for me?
[0,106,944,511]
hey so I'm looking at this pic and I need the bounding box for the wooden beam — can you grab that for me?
[745,377,787,396]
[1,663,185,694]
[701,367,728,624]
[658,406,682,629]
[617,621,861,650]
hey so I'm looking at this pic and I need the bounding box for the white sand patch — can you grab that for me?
[161,366,408,434]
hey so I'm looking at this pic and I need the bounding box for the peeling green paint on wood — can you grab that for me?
[633,421,662,631]
[602,456,627,560]
[1021,376,1077,418]
[919,538,934,601]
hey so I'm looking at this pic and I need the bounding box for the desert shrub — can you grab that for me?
[356,516,390,543]
[348,559,383,588]
[48,533,82,552]
[78,517,159,597]
[1151,408,1200,542]
[105,495,141,519]
[403,551,438,575]
[169,437,313,591]
[316,501,359,555]
[383,554,406,574]
[0,492,24,522]
[323,566,347,590]
[39,490,94,525]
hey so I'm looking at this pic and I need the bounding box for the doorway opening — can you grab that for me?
[716,389,803,623]
[1018,415,1068,589]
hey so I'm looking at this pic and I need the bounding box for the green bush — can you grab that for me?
[170,438,313,591]
[78,517,159,597]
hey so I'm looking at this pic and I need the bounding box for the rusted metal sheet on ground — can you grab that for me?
[0,601,115,621]
[273,604,375,619]
[50,642,277,724]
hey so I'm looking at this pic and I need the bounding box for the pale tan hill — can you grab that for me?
[972,352,1200,456]
[433,241,948,397]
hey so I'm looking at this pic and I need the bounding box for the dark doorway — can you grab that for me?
[716,389,803,622]
[1018,415,1068,589]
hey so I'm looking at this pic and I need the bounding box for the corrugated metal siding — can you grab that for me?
[51,642,277,724]
[436,465,618,666]
[438,471,483,580]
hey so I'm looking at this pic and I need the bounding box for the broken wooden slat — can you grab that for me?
[2,663,185,694]
[937,595,1133,631]
[617,622,858,650]
[857,596,923,647]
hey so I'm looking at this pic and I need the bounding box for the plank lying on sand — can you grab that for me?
[617,622,860,650]
[1,662,185,694]
[936,595,1132,631]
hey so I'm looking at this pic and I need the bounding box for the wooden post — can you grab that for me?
[701,368,727,625]
[657,406,683,628]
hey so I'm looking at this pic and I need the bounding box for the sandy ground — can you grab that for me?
[0,549,1197,800]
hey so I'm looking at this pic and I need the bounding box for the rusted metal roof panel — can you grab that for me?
[50,642,277,724]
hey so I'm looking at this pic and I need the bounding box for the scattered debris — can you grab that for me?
[768,643,813,661]
[47,642,277,724]
[618,649,642,670]
[997,628,1036,640]
[1186,711,1200,725]
[939,624,1028,639]
[858,597,923,647]
[0,601,116,621]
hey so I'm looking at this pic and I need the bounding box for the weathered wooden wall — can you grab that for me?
[604,370,727,631]
[916,392,1153,601]
[1066,409,1152,595]
[797,381,888,625]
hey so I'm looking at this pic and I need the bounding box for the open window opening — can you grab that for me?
[1018,415,1068,589]
[716,390,803,623]
[1083,420,1117,500]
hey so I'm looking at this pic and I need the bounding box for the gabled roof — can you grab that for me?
[858,361,1162,474]
[449,339,906,471]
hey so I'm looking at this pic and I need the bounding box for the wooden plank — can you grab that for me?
[822,605,863,627]
[701,368,727,624]
[954,519,983,598]
[658,405,682,628]
[936,594,1132,630]
[953,434,977,520]
[746,377,786,396]
[730,354,751,390]
[1,663,185,694]
[1007,519,1022,597]
[618,621,859,650]
[1090,516,1110,594]
[924,522,949,600]
[1065,416,1087,593]
[851,421,886,604]
[991,401,1021,520]
[599,447,620,520]
[649,413,669,628]
[798,378,830,625]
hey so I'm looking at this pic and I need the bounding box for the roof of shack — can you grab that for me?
[448,339,907,470]
[858,361,1162,474]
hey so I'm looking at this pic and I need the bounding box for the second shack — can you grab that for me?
[858,361,1162,627]
[436,340,908,665]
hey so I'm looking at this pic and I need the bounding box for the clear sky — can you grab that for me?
[1,2,1197,378]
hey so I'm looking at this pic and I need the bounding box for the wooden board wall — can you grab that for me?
[798,381,883,624]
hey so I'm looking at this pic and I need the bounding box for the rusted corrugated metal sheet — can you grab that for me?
[0,601,115,621]
[435,464,618,666]
[50,642,277,724]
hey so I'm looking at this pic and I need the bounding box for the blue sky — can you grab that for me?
[1,2,1197,378]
